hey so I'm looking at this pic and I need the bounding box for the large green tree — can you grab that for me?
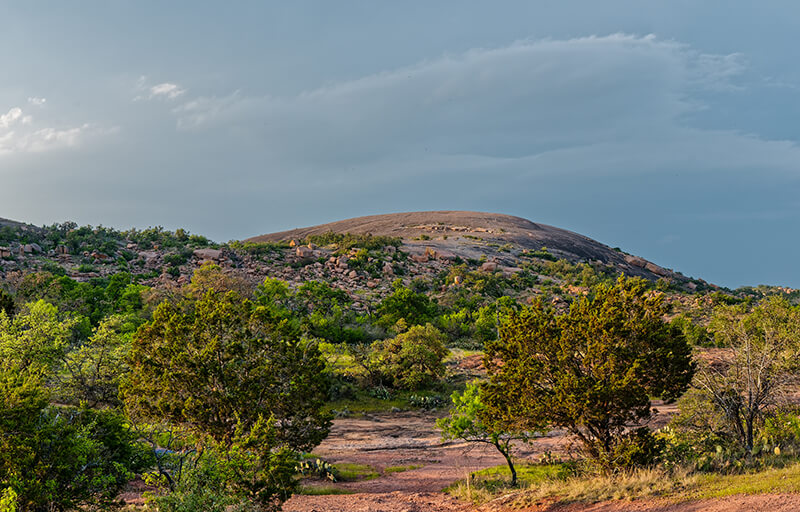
[123,290,332,510]
[123,289,332,451]
[483,277,694,470]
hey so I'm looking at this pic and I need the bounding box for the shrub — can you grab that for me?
[0,372,143,512]
[370,324,448,390]
[483,277,694,471]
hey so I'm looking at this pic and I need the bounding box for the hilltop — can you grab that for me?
[249,210,688,284]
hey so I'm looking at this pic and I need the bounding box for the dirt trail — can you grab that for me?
[284,411,564,512]
[283,404,800,512]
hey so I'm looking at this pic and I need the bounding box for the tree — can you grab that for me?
[693,297,800,453]
[123,290,332,509]
[437,382,534,486]
[123,289,332,451]
[375,281,437,330]
[371,324,448,390]
[483,277,694,470]
[60,316,131,408]
[0,290,13,318]
[0,300,74,376]
[0,361,142,512]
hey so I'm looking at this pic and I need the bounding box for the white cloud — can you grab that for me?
[149,83,186,100]
[27,97,47,106]
[134,77,187,101]
[0,106,96,156]
[0,107,23,128]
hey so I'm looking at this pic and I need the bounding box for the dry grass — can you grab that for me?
[453,461,800,509]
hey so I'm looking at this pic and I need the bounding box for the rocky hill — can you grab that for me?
[249,211,685,284]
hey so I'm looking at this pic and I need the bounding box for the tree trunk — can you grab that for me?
[496,441,517,486]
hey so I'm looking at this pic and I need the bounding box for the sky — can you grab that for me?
[2,1,800,288]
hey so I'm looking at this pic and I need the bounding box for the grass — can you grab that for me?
[689,462,800,499]
[326,385,461,416]
[384,464,423,474]
[444,348,483,363]
[336,463,380,481]
[296,485,355,495]
[447,461,800,507]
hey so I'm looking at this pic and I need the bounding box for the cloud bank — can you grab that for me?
[0,105,93,156]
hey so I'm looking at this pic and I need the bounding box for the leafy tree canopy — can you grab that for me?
[123,289,332,451]
[483,277,694,469]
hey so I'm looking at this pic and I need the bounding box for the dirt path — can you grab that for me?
[283,411,565,512]
[285,404,800,512]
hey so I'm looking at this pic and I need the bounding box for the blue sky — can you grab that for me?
[2,1,800,288]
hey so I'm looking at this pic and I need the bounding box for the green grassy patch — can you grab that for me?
[690,462,800,499]
[336,463,380,481]
[469,462,571,484]
[296,485,355,496]
[326,387,459,416]
[384,464,423,474]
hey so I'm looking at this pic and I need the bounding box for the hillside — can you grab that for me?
[249,210,687,284]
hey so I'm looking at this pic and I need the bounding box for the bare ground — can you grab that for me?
[283,405,800,512]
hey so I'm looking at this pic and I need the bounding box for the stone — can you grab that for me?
[501,266,522,277]
[644,262,669,276]
[624,255,648,268]
[295,246,313,259]
[383,263,394,276]
[481,261,498,272]
[409,251,428,263]
[193,248,222,260]
[348,270,358,279]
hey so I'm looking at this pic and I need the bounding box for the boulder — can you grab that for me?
[644,262,669,277]
[295,246,314,260]
[409,251,428,263]
[481,261,498,272]
[624,255,648,268]
[383,263,394,276]
[194,248,222,260]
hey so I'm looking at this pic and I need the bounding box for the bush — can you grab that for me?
[483,277,694,471]
[0,372,143,511]
[370,324,448,390]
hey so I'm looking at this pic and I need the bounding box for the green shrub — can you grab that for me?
[370,324,448,390]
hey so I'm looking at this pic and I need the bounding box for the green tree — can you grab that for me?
[483,277,694,470]
[0,300,74,376]
[123,289,331,450]
[437,382,534,486]
[0,290,13,318]
[0,370,142,512]
[60,316,131,408]
[123,289,331,509]
[371,324,448,390]
[693,297,800,453]
[375,281,437,330]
